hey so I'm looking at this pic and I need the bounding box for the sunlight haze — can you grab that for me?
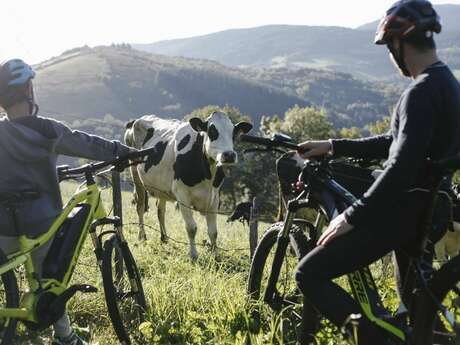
[2,0,459,64]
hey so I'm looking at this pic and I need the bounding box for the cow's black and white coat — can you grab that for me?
[124,112,252,259]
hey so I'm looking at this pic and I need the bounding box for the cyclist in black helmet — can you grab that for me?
[295,1,460,344]
[0,59,133,345]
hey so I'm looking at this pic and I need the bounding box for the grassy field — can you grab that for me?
[15,182,397,345]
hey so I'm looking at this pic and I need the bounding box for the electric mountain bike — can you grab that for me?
[0,148,155,345]
[241,133,460,345]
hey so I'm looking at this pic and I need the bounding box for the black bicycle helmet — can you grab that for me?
[375,0,441,45]
[0,59,36,110]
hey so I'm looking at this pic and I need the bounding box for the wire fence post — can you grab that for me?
[112,169,125,280]
[112,170,123,229]
[249,197,259,259]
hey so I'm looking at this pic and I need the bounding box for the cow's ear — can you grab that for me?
[189,117,208,132]
[233,122,253,139]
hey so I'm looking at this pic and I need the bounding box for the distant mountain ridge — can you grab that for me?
[33,45,397,130]
[133,4,460,79]
[134,25,387,78]
[34,45,308,126]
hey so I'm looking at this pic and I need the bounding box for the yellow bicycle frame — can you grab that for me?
[0,182,106,323]
[348,269,406,341]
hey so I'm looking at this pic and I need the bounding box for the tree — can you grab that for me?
[339,126,362,139]
[244,106,334,218]
[369,116,391,135]
[186,104,251,123]
[261,105,334,142]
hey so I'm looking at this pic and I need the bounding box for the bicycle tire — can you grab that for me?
[247,222,317,340]
[0,249,19,345]
[101,235,147,345]
[411,254,460,345]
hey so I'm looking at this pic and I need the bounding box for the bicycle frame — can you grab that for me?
[242,135,460,344]
[265,168,408,341]
[0,181,107,323]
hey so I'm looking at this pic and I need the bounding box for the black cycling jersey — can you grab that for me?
[331,61,460,227]
[296,61,460,345]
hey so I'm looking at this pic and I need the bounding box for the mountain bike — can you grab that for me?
[241,133,460,345]
[0,148,155,345]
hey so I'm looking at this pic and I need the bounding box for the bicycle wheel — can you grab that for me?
[101,235,147,344]
[0,249,19,345]
[411,254,460,345]
[247,222,316,341]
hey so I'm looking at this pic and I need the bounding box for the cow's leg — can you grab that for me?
[179,206,198,260]
[157,199,168,243]
[135,189,147,241]
[205,212,218,252]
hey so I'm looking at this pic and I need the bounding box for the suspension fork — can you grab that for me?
[263,198,310,306]
[90,217,121,265]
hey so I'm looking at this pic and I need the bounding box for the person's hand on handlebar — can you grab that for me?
[297,140,332,159]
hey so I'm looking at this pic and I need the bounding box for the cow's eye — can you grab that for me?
[208,124,219,141]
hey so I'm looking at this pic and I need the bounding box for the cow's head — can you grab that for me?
[189,111,252,166]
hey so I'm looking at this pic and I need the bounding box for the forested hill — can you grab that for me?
[133,4,460,79]
[34,45,397,129]
[246,67,401,128]
[34,45,307,125]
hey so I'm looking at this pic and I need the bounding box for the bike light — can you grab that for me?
[295,181,304,192]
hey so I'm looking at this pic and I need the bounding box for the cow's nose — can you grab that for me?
[221,151,236,163]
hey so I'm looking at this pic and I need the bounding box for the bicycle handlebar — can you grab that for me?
[239,134,305,152]
[58,147,155,180]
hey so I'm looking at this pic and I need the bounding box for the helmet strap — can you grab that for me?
[30,102,39,116]
[26,83,38,116]
[388,41,411,77]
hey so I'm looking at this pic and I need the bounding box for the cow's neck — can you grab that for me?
[198,133,225,189]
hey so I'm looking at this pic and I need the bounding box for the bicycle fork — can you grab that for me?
[263,199,309,307]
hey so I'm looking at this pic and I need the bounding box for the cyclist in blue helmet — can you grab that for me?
[295,1,460,344]
[0,59,38,115]
[0,59,132,345]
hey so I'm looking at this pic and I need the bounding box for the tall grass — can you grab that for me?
[16,182,396,344]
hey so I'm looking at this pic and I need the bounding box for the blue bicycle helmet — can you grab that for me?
[0,59,36,109]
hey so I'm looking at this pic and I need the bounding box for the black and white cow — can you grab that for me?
[226,201,253,225]
[124,112,252,259]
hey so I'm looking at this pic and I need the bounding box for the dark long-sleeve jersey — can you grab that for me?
[330,61,460,227]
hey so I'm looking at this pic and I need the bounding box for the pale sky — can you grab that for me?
[2,0,459,64]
